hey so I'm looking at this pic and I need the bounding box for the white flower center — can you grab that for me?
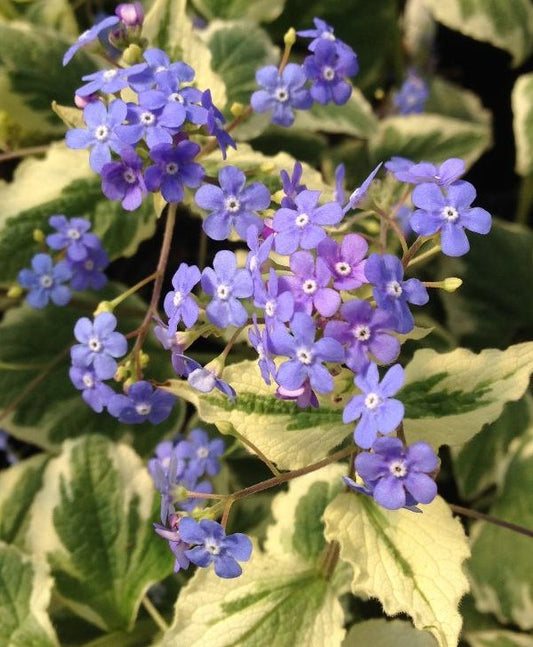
[321,31,336,41]
[165,162,179,175]
[364,392,381,410]
[169,92,184,103]
[265,300,276,317]
[82,373,94,388]
[216,284,231,300]
[84,260,94,270]
[335,261,351,276]
[257,342,265,360]
[295,213,309,228]
[103,69,117,81]
[441,205,459,223]
[39,274,53,288]
[94,125,109,141]
[205,540,221,555]
[123,168,137,184]
[386,280,403,298]
[322,66,335,81]
[67,228,81,240]
[140,111,155,125]
[275,86,289,102]
[296,347,313,365]
[88,336,102,352]
[224,196,241,213]
[353,324,371,341]
[173,291,183,307]
[389,459,407,478]
[302,279,317,295]
[135,402,152,416]
[188,368,216,393]
[155,65,166,73]
[196,447,209,459]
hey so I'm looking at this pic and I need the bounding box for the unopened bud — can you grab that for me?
[442,277,463,292]
[122,43,143,65]
[93,300,115,316]
[33,229,45,243]
[115,2,144,26]
[7,285,23,299]
[284,27,297,48]
[139,351,150,368]
[230,102,246,118]
[114,365,128,381]
[123,377,135,390]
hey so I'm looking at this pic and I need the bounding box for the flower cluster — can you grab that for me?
[17,216,109,309]
[251,18,358,126]
[392,68,429,115]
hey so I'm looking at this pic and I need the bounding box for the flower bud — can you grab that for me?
[115,2,144,26]
[284,27,297,48]
[442,277,463,292]
[7,285,23,299]
[32,229,45,243]
[93,300,115,316]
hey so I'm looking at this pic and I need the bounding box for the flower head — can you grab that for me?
[69,365,114,413]
[386,157,465,186]
[317,233,367,290]
[46,215,101,262]
[63,15,120,66]
[101,147,147,211]
[303,39,358,106]
[393,69,429,114]
[18,254,71,309]
[107,381,176,424]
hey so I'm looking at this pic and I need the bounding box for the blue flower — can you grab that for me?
[201,250,253,328]
[179,517,253,579]
[201,90,236,159]
[196,166,270,241]
[127,48,196,92]
[107,380,176,424]
[303,39,358,106]
[251,63,312,127]
[71,312,127,380]
[393,69,429,114]
[46,215,101,262]
[145,141,205,203]
[63,15,120,66]
[172,354,236,400]
[343,363,404,449]
[178,428,225,480]
[153,513,191,573]
[350,437,438,510]
[164,262,201,333]
[68,246,109,291]
[385,156,465,186]
[342,163,383,213]
[253,268,294,330]
[317,233,368,290]
[69,365,115,413]
[270,312,345,393]
[364,253,429,334]
[76,67,134,97]
[280,161,306,208]
[411,181,491,256]
[18,253,71,309]
[101,147,147,211]
[297,18,336,51]
[148,440,186,522]
[248,314,277,385]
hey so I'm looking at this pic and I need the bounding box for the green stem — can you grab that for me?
[0,144,49,163]
[106,271,158,312]
[449,504,533,539]
[317,540,340,580]
[516,174,533,226]
[142,595,169,633]
[406,242,441,268]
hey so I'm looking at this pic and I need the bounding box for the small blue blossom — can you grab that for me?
[253,268,294,330]
[251,64,312,127]
[107,380,176,424]
[63,15,120,66]
[172,354,236,400]
[201,250,253,327]
[71,312,127,380]
[195,166,270,241]
[393,69,429,114]
[46,215,100,262]
[149,440,185,522]
[69,365,115,413]
[342,163,382,213]
[343,363,404,449]
[297,18,337,51]
[164,262,201,334]
[179,517,253,579]
[178,428,225,481]
[68,246,109,291]
[18,253,71,309]
[145,141,205,203]
[153,513,191,572]
[280,161,306,209]
[245,225,274,289]
[201,90,236,159]
[385,157,465,186]
[76,67,136,97]
[248,314,277,385]
[349,437,438,510]
[270,312,344,393]
[101,147,147,211]
[317,233,367,290]
[364,254,429,334]
[411,181,492,256]
[303,39,358,106]
[127,48,195,92]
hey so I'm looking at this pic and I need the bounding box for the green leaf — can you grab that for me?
[191,0,285,22]
[467,427,533,630]
[368,114,492,168]
[292,89,379,139]
[0,284,184,455]
[426,76,492,126]
[0,22,92,141]
[10,0,78,38]
[401,341,533,450]
[439,220,533,351]
[512,73,533,176]
[0,454,49,548]
[451,396,532,500]
[324,494,470,647]
[26,435,173,631]
[203,20,278,111]
[160,554,346,647]
[163,360,348,470]
[0,542,58,647]
[143,0,226,107]
[464,630,533,647]
[342,618,438,647]
[423,0,533,67]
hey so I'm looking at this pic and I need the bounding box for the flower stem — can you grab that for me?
[317,540,340,580]
[142,595,168,632]
[104,271,158,313]
[0,145,49,163]
[449,503,533,539]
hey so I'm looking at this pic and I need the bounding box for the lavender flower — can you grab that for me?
[68,246,109,291]
[46,215,100,261]
[179,518,252,579]
[280,161,306,208]
[71,312,127,380]
[251,64,312,127]
[127,48,195,92]
[107,381,175,424]
[201,90,236,159]
[115,2,144,26]
[411,181,491,256]
[303,39,358,106]
[145,141,204,203]
[342,163,382,213]
[63,15,120,66]
[178,428,224,480]
[317,234,367,290]
[18,254,71,309]
[76,67,135,97]
[393,69,429,115]
[248,315,276,385]
[297,18,336,51]
[343,363,404,449]
[275,378,319,409]
[195,166,270,241]
[164,263,201,333]
[386,157,465,186]
[100,147,147,211]
[153,513,191,572]
[172,354,236,400]
[253,268,294,330]
[69,365,114,413]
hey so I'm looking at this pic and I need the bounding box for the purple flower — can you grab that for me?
[297,18,336,51]
[178,428,224,480]
[201,250,253,327]
[63,15,120,66]
[280,161,306,208]
[248,315,276,385]
[196,166,270,241]
[153,513,191,572]
[411,181,491,256]
[127,48,195,92]
[245,225,274,289]
[275,378,319,409]
[164,263,201,333]
[270,312,344,393]
[303,39,358,106]
[145,141,204,203]
[352,437,438,510]
[324,300,400,373]
[280,251,340,318]
[65,99,139,173]
[272,189,343,255]
[343,363,404,449]
[115,2,144,26]
[71,312,127,379]
[201,90,236,159]
[76,67,134,97]
[69,365,114,413]
[179,518,252,579]
[18,253,71,309]
[317,234,367,290]
[68,245,109,291]
[364,254,429,334]
[393,69,429,115]
[251,64,312,127]
[101,147,147,211]
[172,354,236,400]
[343,163,382,213]
[254,268,294,330]
[333,163,346,207]
[107,380,176,424]
[386,157,465,186]
[46,215,101,262]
